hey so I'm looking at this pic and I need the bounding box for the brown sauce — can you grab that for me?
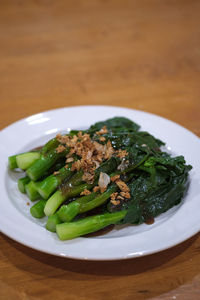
[84,224,115,237]
[30,145,43,152]
[145,217,155,225]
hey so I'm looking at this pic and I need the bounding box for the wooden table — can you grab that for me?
[0,1,200,299]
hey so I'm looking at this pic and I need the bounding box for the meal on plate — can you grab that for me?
[8,117,192,240]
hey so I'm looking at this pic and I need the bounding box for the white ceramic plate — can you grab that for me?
[0,105,200,260]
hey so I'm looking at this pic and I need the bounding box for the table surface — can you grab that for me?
[0,1,200,299]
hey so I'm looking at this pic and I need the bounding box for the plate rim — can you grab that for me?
[1,104,199,141]
[0,105,200,261]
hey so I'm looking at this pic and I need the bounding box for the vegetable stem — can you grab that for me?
[8,155,18,169]
[18,176,30,193]
[56,210,127,240]
[46,213,62,232]
[8,152,41,170]
[26,149,68,181]
[44,182,93,216]
[25,181,41,201]
[30,199,47,218]
[36,164,73,199]
[16,152,41,170]
[58,185,117,222]
[58,192,98,222]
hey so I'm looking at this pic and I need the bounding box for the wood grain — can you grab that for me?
[0,1,200,299]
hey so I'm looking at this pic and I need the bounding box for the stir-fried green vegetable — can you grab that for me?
[8,117,192,240]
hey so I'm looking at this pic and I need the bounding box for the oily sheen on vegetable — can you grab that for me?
[8,117,192,240]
